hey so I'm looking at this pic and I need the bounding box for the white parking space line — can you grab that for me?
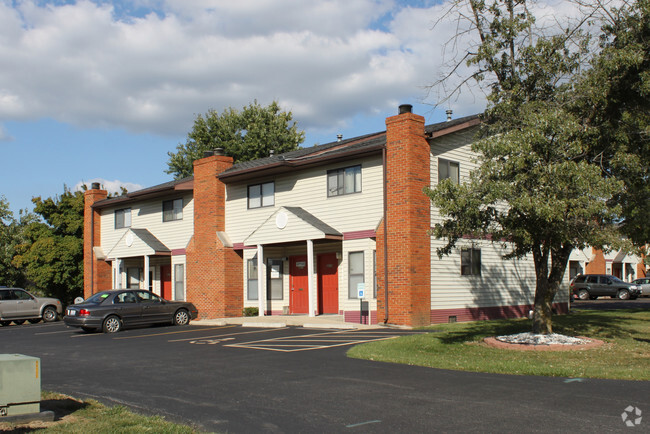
[168,326,287,342]
[225,330,401,352]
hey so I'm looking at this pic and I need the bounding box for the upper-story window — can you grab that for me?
[461,247,481,276]
[438,158,460,184]
[114,208,131,229]
[248,182,274,209]
[328,165,361,197]
[163,198,183,222]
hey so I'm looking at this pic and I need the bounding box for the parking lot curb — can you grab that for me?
[241,322,287,328]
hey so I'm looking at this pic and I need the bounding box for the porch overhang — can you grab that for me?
[106,228,171,260]
[243,206,342,247]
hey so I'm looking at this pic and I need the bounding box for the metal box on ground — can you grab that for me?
[0,354,41,417]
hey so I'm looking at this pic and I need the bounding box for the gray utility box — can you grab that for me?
[0,354,41,417]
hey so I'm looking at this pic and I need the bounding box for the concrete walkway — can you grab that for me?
[193,314,385,330]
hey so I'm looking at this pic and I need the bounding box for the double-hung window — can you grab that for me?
[114,208,131,229]
[247,259,258,300]
[267,259,283,300]
[461,248,481,276]
[163,198,183,222]
[348,251,365,298]
[438,158,460,184]
[248,182,274,208]
[328,165,361,197]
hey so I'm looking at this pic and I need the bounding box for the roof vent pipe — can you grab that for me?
[446,109,453,121]
[269,149,275,156]
[203,150,214,158]
[337,134,343,142]
[91,182,100,190]
[399,104,413,115]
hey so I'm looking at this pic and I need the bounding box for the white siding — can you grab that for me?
[100,193,194,256]
[429,129,551,309]
[225,156,383,243]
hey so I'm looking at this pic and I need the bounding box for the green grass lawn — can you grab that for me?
[0,392,200,433]
[347,308,650,381]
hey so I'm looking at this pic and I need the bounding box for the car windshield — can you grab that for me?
[84,292,112,304]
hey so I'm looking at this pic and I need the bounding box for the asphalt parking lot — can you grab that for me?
[1,319,648,432]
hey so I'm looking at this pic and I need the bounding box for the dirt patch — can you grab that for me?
[0,396,87,432]
[484,336,605,351]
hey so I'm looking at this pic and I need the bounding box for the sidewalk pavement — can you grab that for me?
[193,314,387,330]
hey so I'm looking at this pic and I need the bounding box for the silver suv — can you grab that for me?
[570,275,641,300]
[0,287,63,325]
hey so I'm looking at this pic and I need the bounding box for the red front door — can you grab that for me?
[290,256,309,314]
[161,265,172,300]
[318,253,339,314]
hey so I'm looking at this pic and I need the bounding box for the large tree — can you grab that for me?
[572,0,650,248]
[0,196,31,287]
[167,100,305,178]
[426,0,634,334]
[12,188,85,304]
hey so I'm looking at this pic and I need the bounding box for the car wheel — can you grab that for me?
[28,318,41,324]
[0,321,11,326]
[81,326,96,333]
[102,315,122,333]
[13,319,25,325]
[173,309,190,326]
[617,289,630,300]
[577,289,590,300]
[42,306,58,322]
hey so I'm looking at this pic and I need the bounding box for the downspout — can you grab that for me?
[382,145,389,323]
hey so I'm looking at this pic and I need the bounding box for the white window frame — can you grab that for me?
[438,158,460,184]
[163,198,183,222]
[328,165,362,197]
[114,208,131,229]
[461,247,481,276]
[348,251,365,299]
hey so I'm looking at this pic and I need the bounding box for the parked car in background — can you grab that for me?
[632,277,650,297]
[571,274,641,300]
[64,289,199,333]
[0,287,63,326]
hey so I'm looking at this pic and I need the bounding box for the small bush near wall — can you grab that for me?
[243,307,259,317]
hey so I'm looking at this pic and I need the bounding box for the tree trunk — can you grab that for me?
[532,280,554,334]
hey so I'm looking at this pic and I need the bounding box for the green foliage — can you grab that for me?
[573,0,650,247]
[0,196,31,287]
[167,100,305,178]
[12,187,85,303]
[243,307,259,317]
[427,0,641,333]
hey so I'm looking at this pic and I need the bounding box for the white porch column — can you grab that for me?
[307,239,315,317]
[144,255,150,291]
[257,245,265,316]
[115,259,123,288]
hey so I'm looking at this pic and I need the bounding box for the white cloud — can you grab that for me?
[74,178,144,196]
[0,0,589,139]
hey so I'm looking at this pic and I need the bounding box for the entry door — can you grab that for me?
[161,265,172,300]
[290,256,309,314]
[318,253,339,314]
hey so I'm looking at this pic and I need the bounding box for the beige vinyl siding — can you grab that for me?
[226,156,383,243]
[429,128,552,309]
[339,238,377,313]
[100,193,194,256]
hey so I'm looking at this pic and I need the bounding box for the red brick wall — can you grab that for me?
[186,154,243,318]
[585,248,606,274]
[376,109,432,327]
[83,189,111,298]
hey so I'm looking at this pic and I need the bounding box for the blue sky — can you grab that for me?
[0,0,497,214]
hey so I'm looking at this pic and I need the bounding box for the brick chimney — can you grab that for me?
[186,152,243,318]
[377,104,432,327]
[84,184,111,298]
